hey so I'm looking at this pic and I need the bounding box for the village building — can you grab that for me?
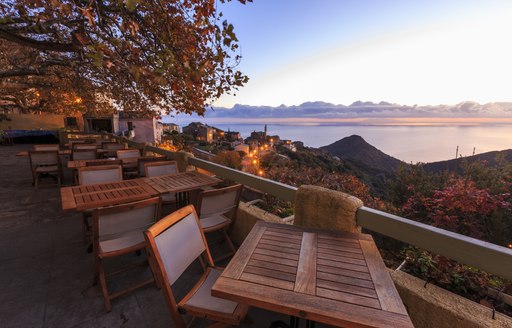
[118,111,163,144]
[182,122,219,143]
[161,122,180,133]
[267,135,280,145]
[225,130,242,142]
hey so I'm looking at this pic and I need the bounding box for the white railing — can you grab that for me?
[80,132,512,281]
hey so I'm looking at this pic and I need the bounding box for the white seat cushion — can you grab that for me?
[99,230,145,254]
[183,268,238,314]
[200,215,231,230]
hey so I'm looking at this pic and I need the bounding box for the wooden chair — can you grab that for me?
[93,197,162,312]
[34,144,60,151]
[102,142,125,157]
[78,165,123,244]
[78,165,123,186]
[72,148,98,160]
[144,205,248,328]
[28,150,62,189]
[196,184,243,261]
[144,161,179,206]
[137,156,167,177]
[144,160,178,177]
[117,149,141,178]
[116,149,141,159]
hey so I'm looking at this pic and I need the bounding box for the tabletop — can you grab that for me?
[61,179,159,212]
[60,171,221,212]
[211,221,414,328]
[142,171,221,194]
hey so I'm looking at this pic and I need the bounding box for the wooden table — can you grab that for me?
[61,179,159,212]
[143,171,221,194]
[60,171,221,212]
[211,221,414,328]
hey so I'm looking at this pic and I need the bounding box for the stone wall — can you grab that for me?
[390,270,512,328]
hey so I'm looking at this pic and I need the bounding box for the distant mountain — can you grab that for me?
[172,101,512,120]
[423,149,512,173]
[319,135,512,197]
[320,135,403,174]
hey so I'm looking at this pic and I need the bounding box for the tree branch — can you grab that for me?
[0,60,71,78]
[0,29,78,52]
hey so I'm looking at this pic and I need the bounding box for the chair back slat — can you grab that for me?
[144,161,178,177]
[154,212,206,285]
[34,144,59,151]
[117,149,140,159]
[98,204,159,241]
[78,165,122,185]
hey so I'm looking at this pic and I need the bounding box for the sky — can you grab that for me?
[213,0,512,108]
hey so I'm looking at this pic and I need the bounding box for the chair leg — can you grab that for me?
[98,260,112,312]
[221,229,236,255]
[81,214,90,245]
[93,254,100,286]
[210,229,237,263]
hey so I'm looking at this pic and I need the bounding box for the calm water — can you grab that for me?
[164,118,512,163]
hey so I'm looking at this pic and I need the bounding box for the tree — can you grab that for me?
[0,0,250,115]
[213,150,241,169]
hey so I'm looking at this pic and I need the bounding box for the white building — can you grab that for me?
[118,112,162,144]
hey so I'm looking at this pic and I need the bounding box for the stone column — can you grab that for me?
[171,151,194,173]
[294,185,364,233]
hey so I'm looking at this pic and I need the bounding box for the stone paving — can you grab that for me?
[0,144,332,328]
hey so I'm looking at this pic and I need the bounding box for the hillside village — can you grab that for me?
[163,122,301,175]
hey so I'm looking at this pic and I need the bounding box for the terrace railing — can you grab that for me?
[72,132,512,281]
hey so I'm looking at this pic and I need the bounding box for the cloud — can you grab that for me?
[188,101,512,120]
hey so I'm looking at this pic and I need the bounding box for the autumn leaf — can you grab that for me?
[80,8,96,26]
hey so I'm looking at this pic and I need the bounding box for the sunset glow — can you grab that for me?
[215,1,512,108]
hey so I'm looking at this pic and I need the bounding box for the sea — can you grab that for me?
[163,119,512,163]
